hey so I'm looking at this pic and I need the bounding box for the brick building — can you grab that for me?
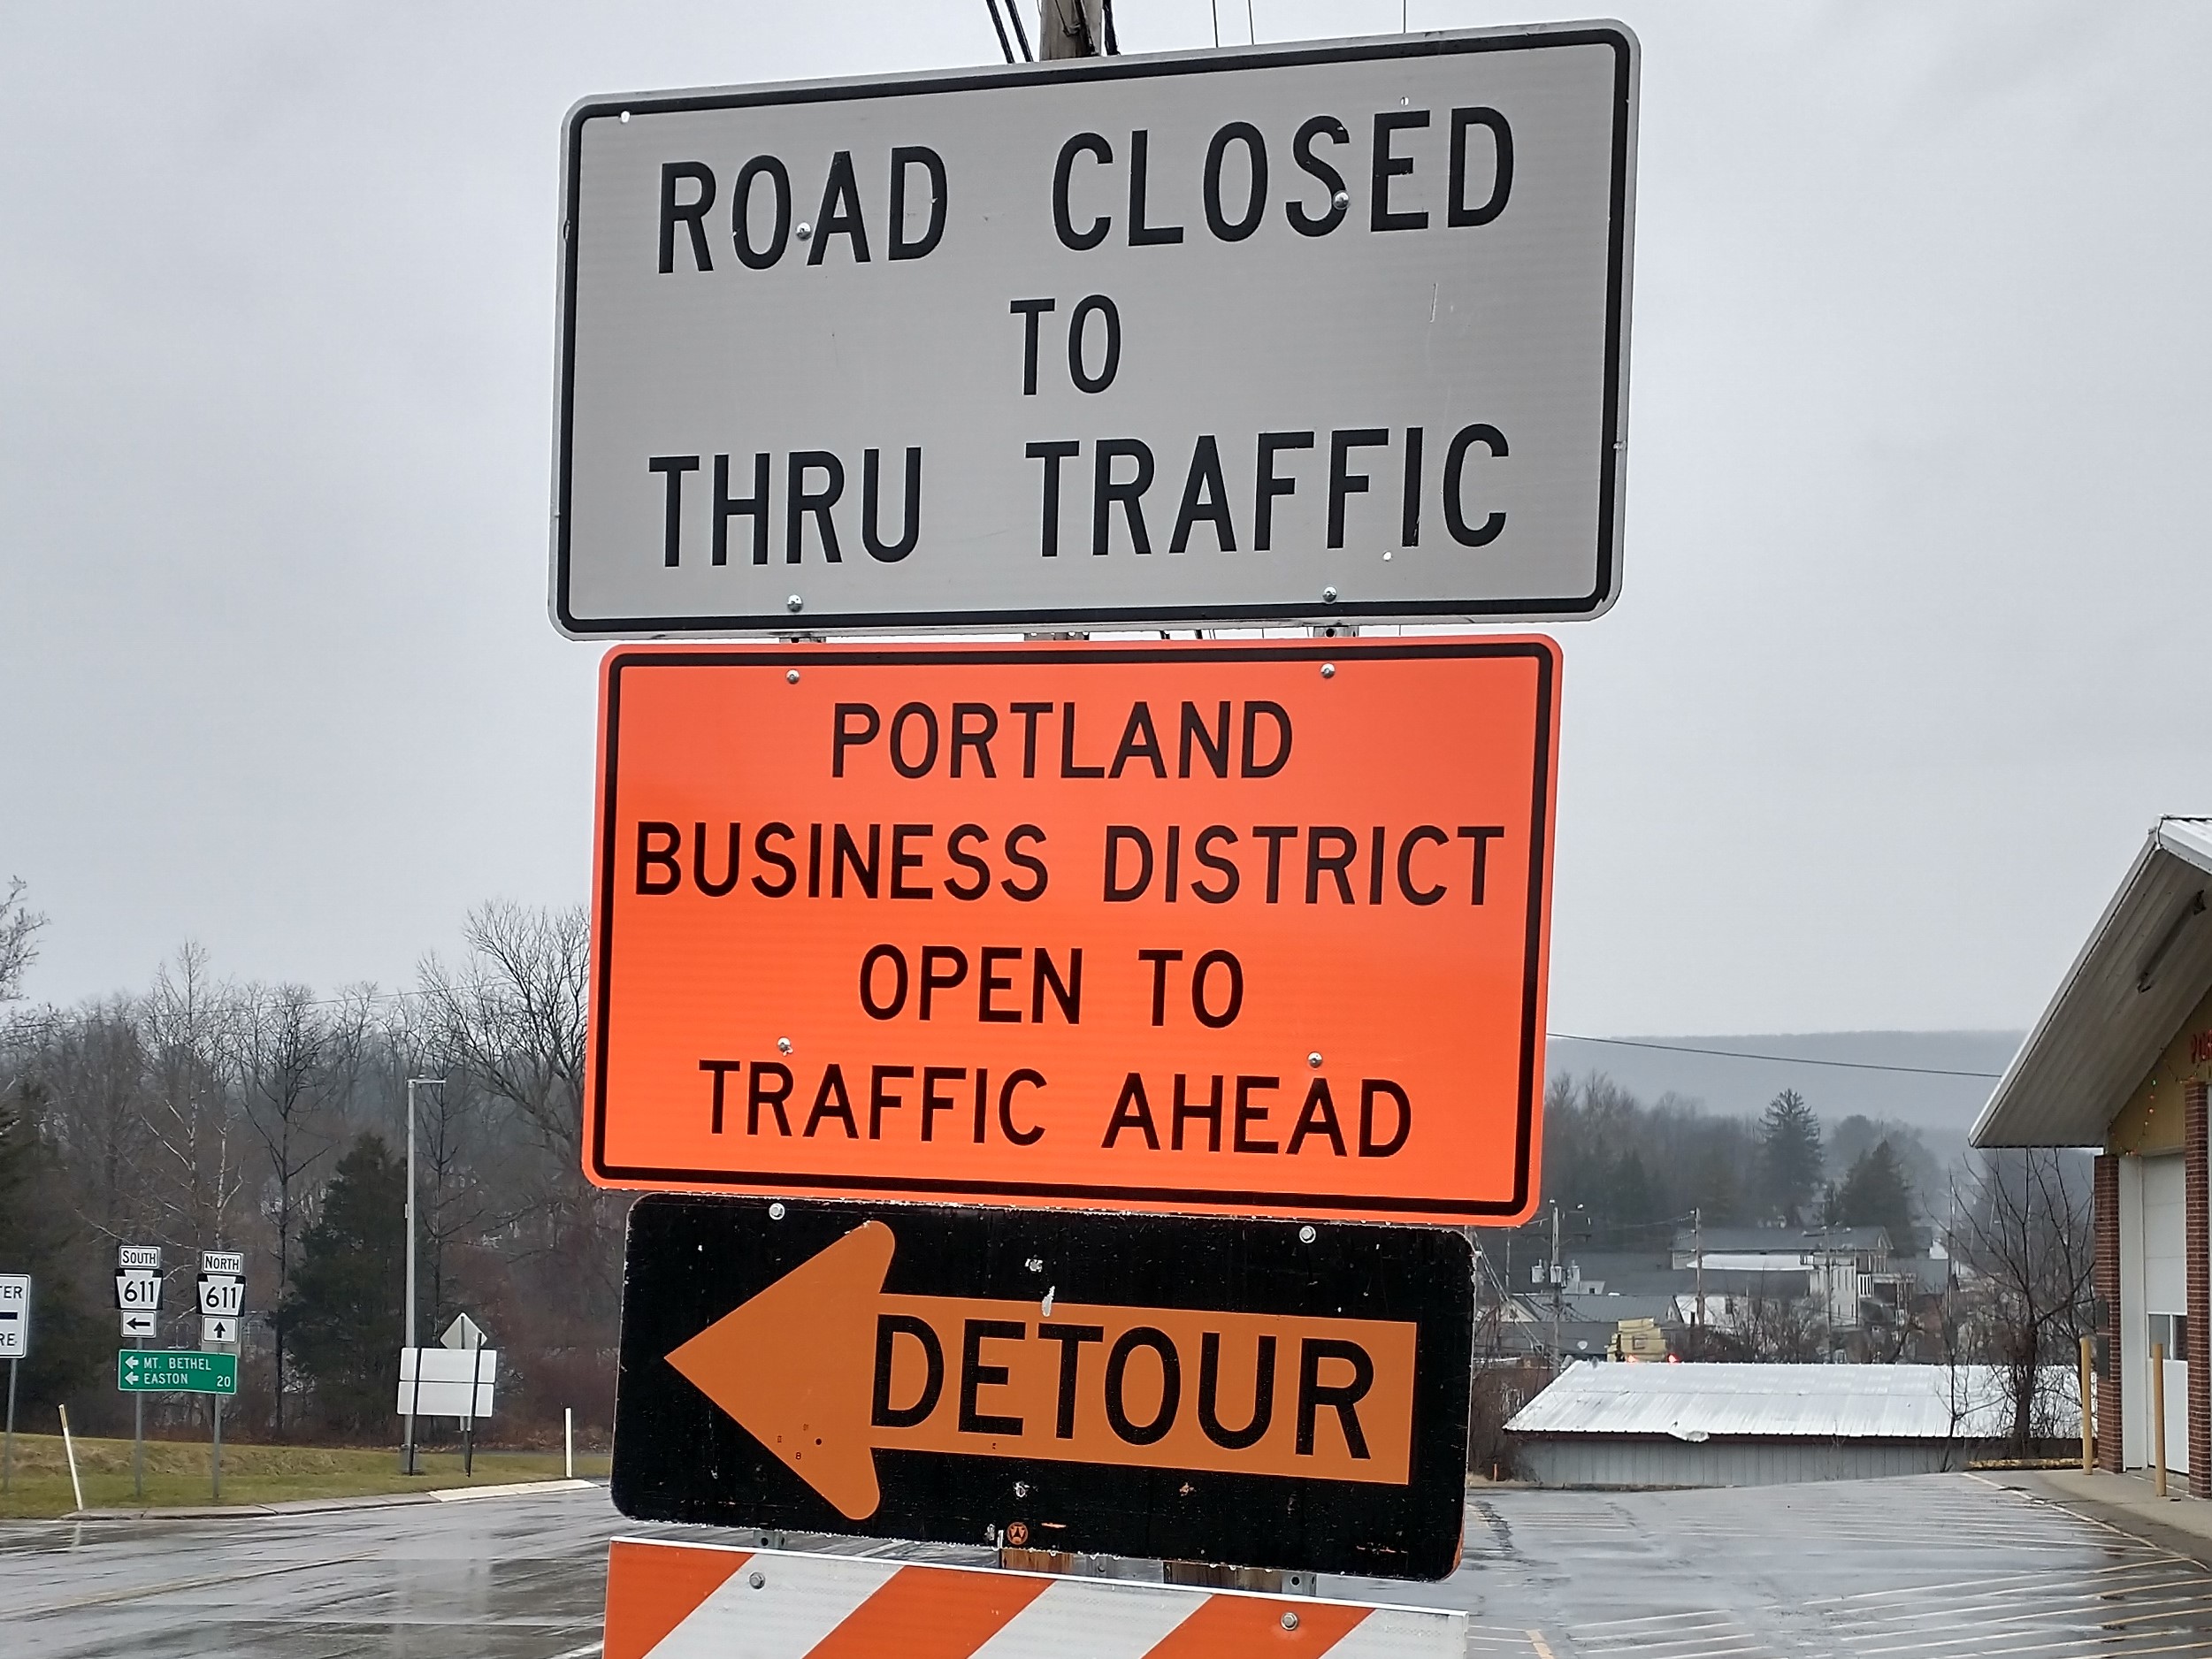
[1973,817,2212,1487]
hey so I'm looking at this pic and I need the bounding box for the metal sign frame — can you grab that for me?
[551,24,1637,637]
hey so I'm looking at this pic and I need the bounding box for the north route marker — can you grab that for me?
[554,26,1637,637]
[118,1350,236,1395]
[611,1195,1473,1579]
[584,638,1556,1224]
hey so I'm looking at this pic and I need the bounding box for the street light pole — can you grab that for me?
[402,1077,443,1475]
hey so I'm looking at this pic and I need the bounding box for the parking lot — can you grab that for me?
[10,1472,2212,1658]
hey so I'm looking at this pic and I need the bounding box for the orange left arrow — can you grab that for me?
[664,1218,893,1518]
[664,1220,1420,1521]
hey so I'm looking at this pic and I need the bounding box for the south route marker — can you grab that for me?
[554,26,1637,636]
[584,638,1556,1224]
[611,1195,1473,1579]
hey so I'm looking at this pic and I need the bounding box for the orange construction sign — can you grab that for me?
[586,638,1557,1223]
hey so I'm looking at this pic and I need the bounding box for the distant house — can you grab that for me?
[1672,1225,1892,1332]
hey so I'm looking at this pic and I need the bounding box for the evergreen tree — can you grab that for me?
[1758,1089,1824,1223]
[1837,1138,1920,1252]
[1608,1151,1658,1241]
[286,1133,406,1433]
[0,1093,103,1408]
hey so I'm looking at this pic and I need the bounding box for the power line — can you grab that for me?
[1547,1031,2003,1081]
[983,0,1015,64]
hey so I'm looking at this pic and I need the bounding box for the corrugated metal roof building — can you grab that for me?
[1507,1363,2080,1489]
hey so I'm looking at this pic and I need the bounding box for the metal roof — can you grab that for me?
[1676,1227,1890,1256]
[1505,1362,2078,1441]
[1973,818,2212,1149]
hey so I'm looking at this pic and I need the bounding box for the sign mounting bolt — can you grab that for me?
[1307,1051,1323,1068]
[1331,189,1349,210]
[777,1036,793,1054]
[749,1571,766,1589]
[786,594,804,612]
[1299,1225,1317,1243]
[768,1203,786,1220]
[1282,1611,1301,1631]
[1321,586,1337,603]
[786,669,800,684]
[795,221,813,241]
[1320,664,1336,679]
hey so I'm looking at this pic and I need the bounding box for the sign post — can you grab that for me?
[116,1244,161,1502]
[196,1250,244,1501]
[441,1313,490,1476]
[614,1194,1473,1578]
[561,19,1629,1617]
[554,27,1636,637]
[0,1273,27,1495]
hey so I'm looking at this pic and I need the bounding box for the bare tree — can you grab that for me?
[1956,1148,2093,1454]
[417,903,624,1338]
[417,903,588,1167]
[379,997,494,1342]
[236,982,360,1433]
[0,877,46,1003]
[23,999,160,1243]
[141,943,247,1255]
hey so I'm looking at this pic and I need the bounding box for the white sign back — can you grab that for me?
[397,1347,499,1419]
[0,1275,27,1359]
[555,26,1636,636]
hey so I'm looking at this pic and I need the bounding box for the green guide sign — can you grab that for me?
[117,1349,236,1395]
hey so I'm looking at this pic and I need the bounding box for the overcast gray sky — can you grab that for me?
[3,1,2205,1038]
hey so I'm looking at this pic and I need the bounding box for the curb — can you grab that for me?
[59,1477,605,1521]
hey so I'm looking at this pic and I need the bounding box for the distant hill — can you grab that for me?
[1544,1030,2022,1144]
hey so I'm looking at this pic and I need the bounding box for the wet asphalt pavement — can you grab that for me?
[11,1473,2212,1657]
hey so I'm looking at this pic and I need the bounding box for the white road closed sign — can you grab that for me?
[555,26,1636,636]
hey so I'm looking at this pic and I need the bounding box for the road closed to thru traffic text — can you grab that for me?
[586,638,1556,1222]
[554,26,1637,635]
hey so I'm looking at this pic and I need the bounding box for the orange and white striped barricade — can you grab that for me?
[603,1539,1466,1659]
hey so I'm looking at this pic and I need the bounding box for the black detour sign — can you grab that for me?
[611,1194,1474,1579]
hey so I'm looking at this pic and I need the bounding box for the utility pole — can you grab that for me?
[1550,1202,1563,1372]
[1037,0,1115,58]
[402,1076,443,1476]
[1693,1205,1704,1342]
